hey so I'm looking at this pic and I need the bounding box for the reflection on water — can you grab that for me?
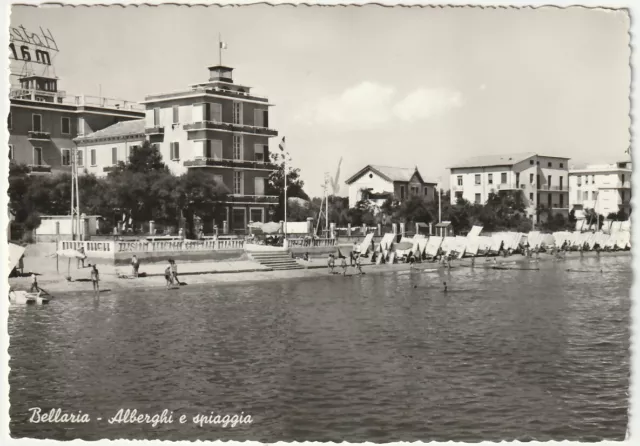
[9,256,630,442]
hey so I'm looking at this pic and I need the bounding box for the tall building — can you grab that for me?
[75,64,279,233]
[568,160,632,217]
[8,73,144,174]
[448,152,570,222]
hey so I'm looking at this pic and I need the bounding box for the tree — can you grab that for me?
[176,169,229,238]
[267,150,309,221]
[607,209,629,221]
[116,140,167,174]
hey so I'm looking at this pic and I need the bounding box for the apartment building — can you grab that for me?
[345,165,437,209]
[74,64,279,233]
[449,152,570,222]
[569,160,632,216]
[8,72,144,175]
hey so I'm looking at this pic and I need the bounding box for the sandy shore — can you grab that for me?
[8,250,630,297]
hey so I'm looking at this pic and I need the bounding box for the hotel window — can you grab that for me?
[457,175,462,186]
[213,174,224,187]
[8,144,13,160]
[172,106,179,124]
[77,150,84,167]
[61,117,71,135]
[530,173,534,184]
[253,109,268,128]
[254,144,267,163]
[254,177,266,196]
[62,149,71,166]
[474,174,481,185]
[207,103,222,122]
[583,191,588,200]
[410,186,419,196]
[250,208,264,224]
[233,102,243,125]
[536,161,540,166]
[233,135,243,160]
[560,162,564,168]
[501,172,507,184]
[91,149,96,166]
[529,193,534,201]
[8,112,12,130]
[32,114,42,132]
[577,176,582,186]
[515,172,520,187]
[487,173,493,184]
[399,185,405,200]
[170,142,180,160]
[205,140,223,159]
[475,193,481,204]
[153,108,160,126]
[112,147,118,165]
[424,187,430,197]
[233,171,244,195]
[537,175,540,186]
[530,160,534,165]
[548,162,552,167]
[547,175,551,187]
[591,175,595,184]
[559,176,563,190]
[33,147,43,165]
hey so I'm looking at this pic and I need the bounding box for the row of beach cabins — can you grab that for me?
[350,225,632,264]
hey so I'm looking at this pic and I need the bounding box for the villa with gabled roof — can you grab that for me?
[345,164,437,209]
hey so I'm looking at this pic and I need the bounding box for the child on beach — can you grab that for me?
[327,254,335,274]
[131,255,140,278]
[355,255,363,275]
[341,256,348,276]
[90,265,100,296]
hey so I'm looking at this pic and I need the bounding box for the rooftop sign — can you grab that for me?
[9,25,59,66]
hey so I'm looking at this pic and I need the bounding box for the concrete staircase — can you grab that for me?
[249,251,304,271]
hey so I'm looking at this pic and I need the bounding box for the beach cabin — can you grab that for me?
[34,215,102,242]
[434,221,454,238]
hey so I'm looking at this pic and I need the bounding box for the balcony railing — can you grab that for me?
[183,120,278,137]
[145,126,165,135]
[103,166,118,173]
[184,157,277,170]
[453,185,464,191]
[10,87,145,112]
[27,130,51,140]
[226,194,279,204]
[144,85,269,104]
[538,185,568,191]
[27,164,52,173]
[496,183,524,190]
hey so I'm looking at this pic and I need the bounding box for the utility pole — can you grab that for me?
[324,172,330,235]
[70,144,80,240]
[439,188,442,223]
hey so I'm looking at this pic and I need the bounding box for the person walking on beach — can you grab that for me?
[29,273,39,293]
[131,255,140,278]
[170,260,180,286]
[341,256,348,276]
[327,254,335,274]
[355,254,363,275]
[164,263,173,289]
[90,265,100,296]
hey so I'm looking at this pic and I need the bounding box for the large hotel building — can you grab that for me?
[8,72,145,174]
[74,64,279,232]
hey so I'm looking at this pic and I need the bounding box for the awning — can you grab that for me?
[8,243,25,271]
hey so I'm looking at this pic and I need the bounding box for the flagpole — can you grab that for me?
[284,151,288,247]
[218,33,222,66]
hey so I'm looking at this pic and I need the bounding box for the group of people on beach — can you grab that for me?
[327,251,364,276]
[164,260,180,289]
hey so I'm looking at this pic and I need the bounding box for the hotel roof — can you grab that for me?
[74,119,145,143]
[345,164,437,185]
[449,152,570,169]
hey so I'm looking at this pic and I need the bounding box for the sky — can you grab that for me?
[10,5,631,197]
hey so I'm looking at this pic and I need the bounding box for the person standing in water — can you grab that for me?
[29,273,39,293]
[90,264,100,296]
[131,255,140,278]
[327,254,335,274]
[170,260,180,286]
[443,281,448,293]
[355,254,363,275]
[341,256,348,276]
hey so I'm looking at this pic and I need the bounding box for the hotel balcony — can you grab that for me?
[225,194,279,204]
[452,185,464,192]
[144,85,270,104]
[183,121,278,137]
[184,157,278,171]
[600,181,631,189]
[538,185,569,192]
[496,183,526,191]
[27,130,51,141]
[27,164,52,174]
[145,126,165,135]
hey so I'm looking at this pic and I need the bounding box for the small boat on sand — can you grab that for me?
[9,290,50,305]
